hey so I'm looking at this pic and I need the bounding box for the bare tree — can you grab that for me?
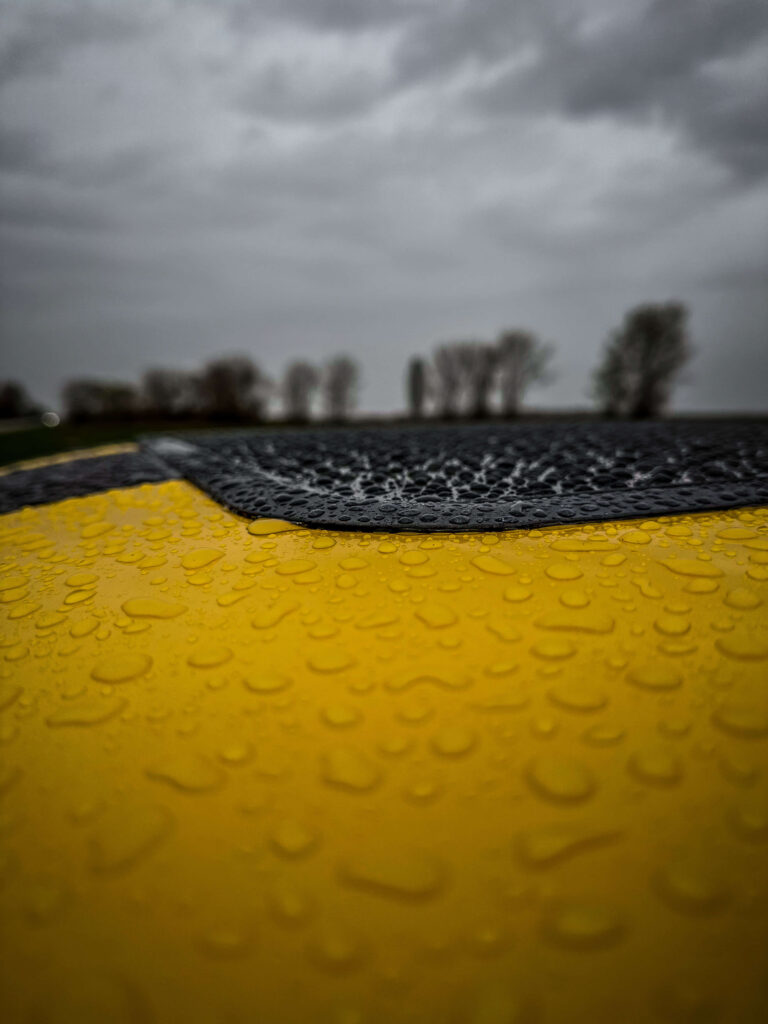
[198,355,270,421]
[496,330,554,417]
[406,357,428,419]
[142,368,199,418]
[593,302,691,418]
[323,355,359,421]
[283,361,319,422]
[454,341,498,419]
[592,337,628,418]
[0,381,40,419]
[432,344,464,418]
[63,380,138,422]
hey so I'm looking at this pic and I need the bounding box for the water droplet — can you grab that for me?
[243,673,291,694]
[724,587,762,610]
[247,518,298,535]
[146,752,225,792]
[655,856,730,915]
[416,603,457,628]
[91,652,152,683]
[431,725,476,757]
[0,681,22,711]
[268,885,313,926]
[715,633,768,661]
[517,824,621,867]
[0,574,28,592]
[270,818,319,858]
[181,547,223,570]
[308,649,354,673]
[543,902,624,949]
[545,562,583,581]
[70,616,98,638]
[526,755,595,803]
[548,682,607,712]
[403,779,441,803]
[321,746,381,792]
[307,924,364,973]
[276,558,317,576]
[627,665,681,691]
[217,740,252,766]
[399,550,428,566]
[46,696,127,727]
[663,559,723,579]
[628,746,682,786]
[654,614,690,636]
[728,799,768,842]
[621,530,651,545]
[121,597,186,619]
[187,643,232,668]
[560,589,590,608]
[531,638,575,660]
[504,585,532,603]
[65,571,98,588]
[717,527,757,540]
[711,701,768,738]
[471,554,515,576]
[88,803,173,873]
[339,848,445,901]
[81,521,114,539]
[322,704,361,728]
[196,924,252,959]
[251,599,298,629]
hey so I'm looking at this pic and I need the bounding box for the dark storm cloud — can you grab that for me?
[0,0,766,413]
[0,0,146,85]
[471,0,768,180]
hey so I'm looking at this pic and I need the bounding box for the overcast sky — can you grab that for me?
[1,0,767,414]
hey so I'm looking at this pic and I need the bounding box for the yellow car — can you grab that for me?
[1,424,767,1023]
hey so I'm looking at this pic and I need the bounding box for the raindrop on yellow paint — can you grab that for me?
[525,755,595,803]
[321,746,381,792]
[121,597,186,619]
[91,652,152,683]
[187,643,232,668]
[431,725,476,757]
[247,518,298,535]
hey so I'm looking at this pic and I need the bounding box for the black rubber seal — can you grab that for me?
[144,421,768,532]
[0,451,176,516]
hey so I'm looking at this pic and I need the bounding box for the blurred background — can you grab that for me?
[1,0,767,463]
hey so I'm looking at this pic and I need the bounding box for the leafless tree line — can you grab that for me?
[410,303,691,420]
[1,301,692,425]
[407,330,555,420]
[61,354,360,424]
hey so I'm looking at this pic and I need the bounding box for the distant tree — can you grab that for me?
[142,368,199,418]
[63,380,138,422]
[592,338,628,418]
[593,302,691,418]
[283,361,319,422]
[198,356,270,421]
[0,380,40,419]
[432,344,464,418]
[406,357,428,419]
[323,355,359,421]
[496,330,554,417]
[454,341,499,419]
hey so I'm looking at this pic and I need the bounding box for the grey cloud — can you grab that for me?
[473,0,768,179]
[0,0,147,86]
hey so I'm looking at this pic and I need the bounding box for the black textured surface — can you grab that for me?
[144,422,768,532]
[0,451,176,515]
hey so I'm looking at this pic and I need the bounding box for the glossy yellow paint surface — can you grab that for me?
[1,480,767,1023]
